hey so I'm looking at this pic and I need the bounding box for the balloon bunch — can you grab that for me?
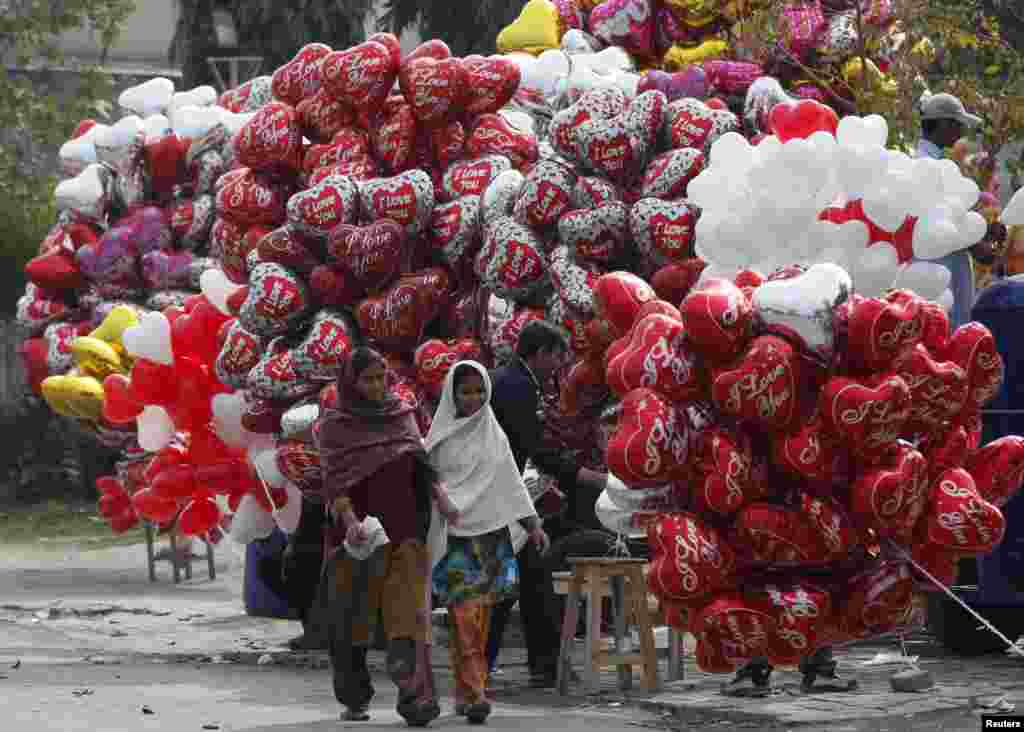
[493,0,928,117]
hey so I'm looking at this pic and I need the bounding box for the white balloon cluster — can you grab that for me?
[689,115,987,301]
[504,47,638,102]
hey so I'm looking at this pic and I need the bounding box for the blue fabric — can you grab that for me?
[936,249,976,330]
[914,136,976,329]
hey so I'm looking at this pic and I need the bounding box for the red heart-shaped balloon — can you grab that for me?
[356,268,451,353]
[290,309,356,382]
[234,101,303,174]
[321,40,398,109]
[892,343,968,430]
[512,159,576,229]
[296,88,356,143]
[255,225,322,275]
[606,387,689,486]
[925,467,1006,554]
[271,42,332,106]
[102,373,144,424]
[275,438,322,492]
[680,277,753,363]
[692,593,772,671]
[768,99,839,142]
[841,561,915,639]
[465,114,539,170]
[640,148,705,201]
[214,168,290,228]
[462,57,521,116]
[801,493,860,559]
[774,417,846,485]
[132,488,179,524]
[178,495,221,537]
[414,339,461,399]
[851,441,929,538]
[475,217,548,302]
[749,584,832,667]
[399,57,467,125]
[819,374,910,462]
[559,201,630,265]
[25,251,83,291]
[647,512,736,602]
[965,435,1024,507]
[943,322,1004,412]
[593,271,657,337]
[328,219,406,294]
[690,426,769,517]
[734,503,830,564]
[605,313,702,403]
[372,102,418,174]
[712,335,801,431]
[303,128,371,173]
[241,396,291,434]
[845,295,922,373]
[651,259,706,304]
[549,87,630,160]
[358,169,436,237]
[429,195,482,271]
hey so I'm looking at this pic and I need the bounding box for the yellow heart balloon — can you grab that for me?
[497,0,562,55]
[841,57,898,97]
[663,39,729,70]
[41,374,105,421]
[664,0,718,27]
[88,304,139,348]
[71,336,127,380]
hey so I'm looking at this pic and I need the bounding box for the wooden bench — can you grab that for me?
[553,561,687,692]
[144,523,215,583]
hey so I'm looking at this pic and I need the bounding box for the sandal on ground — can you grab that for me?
[342,706,370,722]
[454,703,469,716]
[397,698,440,727]
[465,700,492,725]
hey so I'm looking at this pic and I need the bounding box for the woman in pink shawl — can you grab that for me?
[316,346,457,726]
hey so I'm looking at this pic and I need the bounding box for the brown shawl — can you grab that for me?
[315,347,428,504]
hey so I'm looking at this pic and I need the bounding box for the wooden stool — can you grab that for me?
[145,523,216,583]
[556,557,659,695]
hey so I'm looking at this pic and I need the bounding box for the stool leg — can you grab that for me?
[583,567,602,695]
[610,574,631,691]
[206,541,216,581]
[145,523,156,583]
[558,577,582,696]
[171,533,181,584]
[668,629,685,682]
[630,568,659,692]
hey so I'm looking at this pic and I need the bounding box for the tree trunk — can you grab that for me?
[176,0,218,90]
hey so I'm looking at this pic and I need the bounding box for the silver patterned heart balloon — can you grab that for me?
[752,262,852,362]
[281,403,320,440]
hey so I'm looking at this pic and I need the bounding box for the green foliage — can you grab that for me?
[0,0,134,313]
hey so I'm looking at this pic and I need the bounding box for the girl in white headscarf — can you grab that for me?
[425,361,548,724]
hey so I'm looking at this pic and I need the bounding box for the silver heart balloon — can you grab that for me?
[752,262,852,362]
[481,169,525,229]
[605,473,674,512]
[561,29,603,55]
[281,403,320,440]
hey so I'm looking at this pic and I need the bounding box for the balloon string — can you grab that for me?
[250,459,280,513]
[886,541,1024,659]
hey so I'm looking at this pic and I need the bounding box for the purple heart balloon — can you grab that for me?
[141,249,194,290]
[124,205,173,255]
[638,68,709,102]
[76,226,140,283]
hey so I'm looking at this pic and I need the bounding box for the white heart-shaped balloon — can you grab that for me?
[851,242,900,296]
[137,405,176,452]
[893,260,951,300]
[142,113,171,141]
[281,403,320,440]
[200,268,244,316]
[574,46,636,74]
[95,115,144,149]
[54,163,108,218]
[960,210,988,247]
[118,77,175,117]
[498,109,536,134]
[122,311,174,365]
[753,262,853,360]
[248,445,286,489]
[218,108,256,137]
[229,494,276,544]
[172,104,223,140]
[1003,187,1024,226]
[212,391,249,448]
[58,137,98,176]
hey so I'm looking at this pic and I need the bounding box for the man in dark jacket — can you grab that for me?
[486,320,608,688]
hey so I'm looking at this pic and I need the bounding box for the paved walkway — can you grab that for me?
[1,541,1021,728]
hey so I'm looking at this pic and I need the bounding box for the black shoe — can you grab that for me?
[397,699,440,727]
[342,706,370,721]
[528,671,557,689]
[466,701,492,724]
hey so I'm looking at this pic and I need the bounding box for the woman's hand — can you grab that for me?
[437,492,461,526]
[529,527,551,556]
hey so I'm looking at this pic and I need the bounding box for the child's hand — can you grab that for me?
[438,494,461,526]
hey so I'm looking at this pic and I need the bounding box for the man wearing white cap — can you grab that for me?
[915,92,984,328]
